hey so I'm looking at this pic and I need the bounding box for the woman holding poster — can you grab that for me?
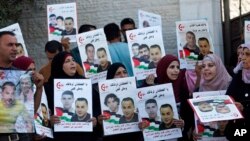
[225,43,250,140]
[98,62,144,141]
[44,51,97,141]
[155,54,191,140]
[193,54,232,140]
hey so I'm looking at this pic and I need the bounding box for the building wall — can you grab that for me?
[19,0,180,70]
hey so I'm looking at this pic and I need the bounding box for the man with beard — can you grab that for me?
[138,44,150,63]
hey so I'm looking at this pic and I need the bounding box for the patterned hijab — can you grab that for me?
[199,54,232,91]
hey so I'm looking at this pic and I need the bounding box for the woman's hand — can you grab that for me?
[50,115,61,126]
[138,120,149,130]
[145,74,155,85]
[234,102,244,111]
[97,114,109,125]
[192,129,202,141]
[173,119,184,128]
[90,117,97,127]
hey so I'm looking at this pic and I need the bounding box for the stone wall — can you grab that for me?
[19,0,180,70]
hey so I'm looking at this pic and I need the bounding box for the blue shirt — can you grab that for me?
[108,42,133,76]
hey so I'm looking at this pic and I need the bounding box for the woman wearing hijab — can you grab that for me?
[44,51,97,141]
[193,54,232,140]
[198,54,232,92]
[154,54,191,141]
[225,43,250,140]
[98,62,144,141]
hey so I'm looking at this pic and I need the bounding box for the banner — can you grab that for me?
[47,2,77,42]
[136,84,182,141]
[0,23,28,57]
[138,10,162,29]
[176,19,214,69]
[77,28,111,83]
[0,70,34,133]
[99,77,140,136]
[126,26,165,80]
[54,79,92,132]
[244,21,250,43]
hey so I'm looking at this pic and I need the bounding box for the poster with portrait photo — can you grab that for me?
[34,87,53,138]
[138,9,162,29]
[126,26,165,80]
[136,83,182,141]
[0,69,34,133]
[98,77,139,136]
[54,79,92,132]
[188,94,243,123]
[0,23,28,57]
[192,91,229,141]
[47,2,77,42]
[176,19,214,69]
[77,28,112,84]
[244,21,250,43]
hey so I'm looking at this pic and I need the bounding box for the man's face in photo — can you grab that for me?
[107,97,119,112]
[1,85,15,108]
[146,103,158,119]
[121,100,135,120]
[139,47,150,60]
[75,100,88,118]
[86,46,95,61]
[64,19,74,32]
[61,94,74,110]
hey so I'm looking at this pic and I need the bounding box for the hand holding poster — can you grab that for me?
[176,19,214,69]
[47,2,77,42]
[99,77,140,136]
[77,28,112,84]
[0,23,28,57]
[34,87,53,138]
[138,10,162,29]
[189,95,243,123]
[0,70,34,133]
[136,83,182,141]
[126,26,165,80]
[54,79,92,132]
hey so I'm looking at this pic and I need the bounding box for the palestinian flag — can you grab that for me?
[34,113,43,125]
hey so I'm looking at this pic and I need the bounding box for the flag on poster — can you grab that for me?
[189,94,243,123]
[136,84,182,141]
[34,87,53,138]
[0,23,28,57]
[77,28,112,84]
[0,70,34,133]
[54,79,92,132]
[138,9,162,29]
[47,2,77,42]
[192,91,229,141]
[99,77,140,136]
[244,21,250,43]
[126,26,165,80]
[176,19,214,69]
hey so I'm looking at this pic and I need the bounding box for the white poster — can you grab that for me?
[54,79,92,132]
[138,9,162,29]
[99,77,140,136]
[126,26,165,80]
[176,19,214,69]
[0,70,34,133]
[77,28,112,84]
[136,84,182,141]
[192,91,229,141]
[244,21,250,43]
[189,94,243,123]
[0,23,28,57]
[47,2,77,42]
[34,87,53,138]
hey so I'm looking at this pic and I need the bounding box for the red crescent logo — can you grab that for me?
[247,24,250,31]
[129,33,136,40]
[178,24,184,31]
[49,7,54,13]
[79,37,84,44]
[138,91,144,99]
[101,84,108,91]
[56,82,63,89]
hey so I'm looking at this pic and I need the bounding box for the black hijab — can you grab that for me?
[106,62,126,79]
